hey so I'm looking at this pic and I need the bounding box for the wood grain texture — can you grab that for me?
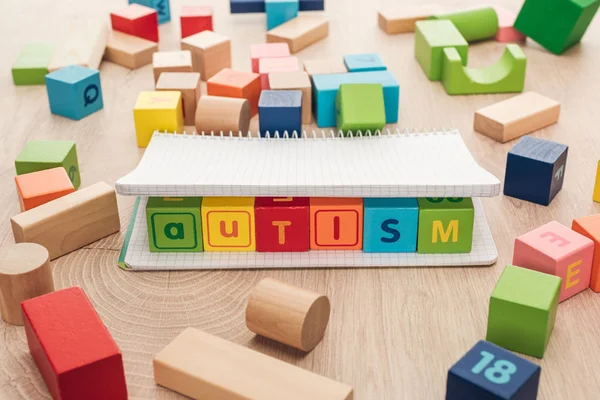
[1,0,600,399]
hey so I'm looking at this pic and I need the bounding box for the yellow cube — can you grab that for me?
[133,91,184,147]
[201,197,255,252]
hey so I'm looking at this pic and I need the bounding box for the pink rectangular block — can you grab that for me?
[493,6,526,43]
[513,221,593,302]
[250,43,291,73]
[258,56,299,89]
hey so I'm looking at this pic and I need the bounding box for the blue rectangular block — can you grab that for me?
[265,0,299,30]
[344,53,387,72]
[447,340,541,400]
[312,71,400,128]
[259,90,302,137]
[45,65,103,121]
[129,0,171,24]
[363,198,418,253]
[230,0,265,13]
[299,0,324,11]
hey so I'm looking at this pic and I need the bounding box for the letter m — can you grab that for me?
[432,220,459,243]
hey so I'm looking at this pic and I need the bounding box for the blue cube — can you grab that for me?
[504,136,568,206]
[129,0,170,24]
[299,0,324,11]
[231,0,266,13]
[447,340,541,400]
[344,53,387,72]
[259,90,302,137]
[363,198,419,252]
[45,66,103,121]
[265,0,299,30]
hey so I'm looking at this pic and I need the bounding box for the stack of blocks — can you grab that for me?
[15,140,81,190]
[129,0,170,24]
[46,65,104,120]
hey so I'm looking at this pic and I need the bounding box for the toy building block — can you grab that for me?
[474,92,560,143]
[255,197,310,252]
[572,214,600,292]
[154,327,354,400]
[503,136,568,206]
[250,42,291,73]
[594,161,600,203]
[268,71,312,123]
[207,68,262,116]
[195,96,251,134]
[21,287,127,400]
[514,0,600,54]
[266,0,299,30]
[110,3,159,42]
[0,243,54,326]
[446,340,541,400]
[414,20,468,81]
[378,5,444,34]
[493,6,526,43]
[201,197,256,252]
[104,31,158,69]
[181,30,232,81]
[303,59,347,76]
[246,278,330,351]
[11,182,120,260]
[146,197,203,252]
[486,265,561,358]
[258,90,302,137]
[336,83,386,133]
[12,43,55,85]
[156,72,201,125]
[310,198,363,250]
[230,0,266,13]
[46,65,104,120]
[129,0,171,24]
[152,51,193,83]
[258,56,299,89]
[48,19,108,72]
[363,198,419,253]
[417,197,474,254]
[15,140,81,189]
[267,15,329,53]
[300,0,324,11]
[181,6,213,39]
[15,168,75,212]
[343,53,386,72]
[133,91,184,147]
[429,6,499,42]
[514,221,593,302]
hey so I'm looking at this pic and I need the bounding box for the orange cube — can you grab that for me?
[15,167,75,211]
[258,56,300,89]
[207,68,262,116]
[310,198,363,250]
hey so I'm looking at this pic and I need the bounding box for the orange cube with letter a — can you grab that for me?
[201,197,255,251]
[310,198,363,250]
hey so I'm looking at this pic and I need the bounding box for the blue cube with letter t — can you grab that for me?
[45,65,103,121]
[363,198,419,252]
[129,0,171,24]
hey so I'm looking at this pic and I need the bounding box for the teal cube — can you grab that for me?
[15,140,81,189]
[266,0,299,30]
[45,65,103,121]
[343,53,386,72]
[417,197,474,254]
[146,197,203,252]
[415,20,468,81]
[363,198,419,253]
[12,43,55,86]
[129,0,171,24]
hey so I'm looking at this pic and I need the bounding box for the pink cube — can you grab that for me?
[493,6,526,43]
[258,56,299,89]
[250,43,291,73]
[513,221,593,302]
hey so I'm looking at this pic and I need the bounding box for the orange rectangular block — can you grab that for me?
[310,198,363,250]
[15,167,75,212]
[250,43,291,73]
[156,72,202,126]
[207,68,262,116]
[258,57,299,89]
[572,214,600,292]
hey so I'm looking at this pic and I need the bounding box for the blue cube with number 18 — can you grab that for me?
[45,65,103,121]
[363,198,419,252]
[129,0,170,24]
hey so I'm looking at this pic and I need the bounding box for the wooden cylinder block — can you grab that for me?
[246,278,331,352]
[195,95,251,135]
[0,243,55,325]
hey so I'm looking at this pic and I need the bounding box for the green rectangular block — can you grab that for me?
[417,197,474,254]
[15,140,81,189]
[486,265,561,358]
[335,83,386,134]
[12,43,55,86]
[429,6,499,42]
[146,197,203,252]
[415,20,468,81]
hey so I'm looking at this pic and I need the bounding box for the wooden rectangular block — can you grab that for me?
[258,56,299,89]
[134,91,184,147]
[154,327,353,400]
[309,198,363,250]
[258,90,302,137]
[111,3,159,42]
[11,182,120,260]
[46,65,104,120]
[15,140,80,189]
[267,15,329,53]
[335,83,386,133]
[181,30,231,81]
[48,19,108,72]
[378,5,444,34]
[15,168,75,212]
[363,198,419,253]
[207,68,261,116]
[572,214,600,292]
[152,51,193,83]
[104,31,158,69]
[303,59,347,77]
[417,198,474,254]
[201,197,256,251]
[474,92,560,143]
[268,71,312,123]
[12,43,55,85]
[146,197,203,252]
[21,287,127,400]
[594,161,600,203]
[255,197,310,252]
[180,6,213,39]
[156,72,201,125]
[266,0,299,30]
[250,42,291,73]
[493,6,526,43]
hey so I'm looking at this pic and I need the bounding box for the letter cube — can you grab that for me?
[486,265,561,358]
[152,51,193,83]
[258,56,300,89]
[417,197,474,254]
[446,340,541,400]
[415,20,468,81]
[268,71,312,123]
[504,136,568,206]
[265,0,299,30]
[572,214,600,292]
[12,43,55,85]
[133,91,184,147]
[146,197,203,252]
[129,0,171,24]
[156,72,201,125]
[258,90,302,137]
[514,221,593,302]
[111,4,159,43]
[21,287,127,400]
[181,31,232,81]
[363,198,419,253]
[310,198,363,250]
[250,43,291,73]
[15,168,75,212]
[201,197,256,252]
[255,197,310,252]
[15,140,81,189]
[207,68,262,116]
[514,0,600,54]
[180,6,213,39]
[45,65,103,121]
[335,83,386,134]
[343,53,386,72]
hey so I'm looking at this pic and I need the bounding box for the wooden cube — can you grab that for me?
[572,214,600,293]
[493,6,526,43]
[180,6,213,39]
[486,265,561,358]
[258,90,302,137]
[267,15,329,54]
[414,20,468,81]
[48,19,108,72]
[12,43,55,85]
[201,197,256,252]
[303,59,347,77]
[195,96,251,135]
[152,51,193,83]
[104,31,157,69]
[207,68,261,116]
[363,198,419,253]
[265,0,299,30]
[45,65,103,120]
[133,91,184,147]
[343,53,386,72]
[156,72,201,125]
[15,140,81,189]
[250,42,291,73]
[146,197,203,252]
[255,197,310,252]
[335,83,386,133]
[514,221,593,302]
[378,5,444,34]
[15,168,75,212]
[181,30,231,81]
[309,198,363,250]
[129,0,171,24]
[503,136,568,206]
[268,71,312,123]
[417,198,474,254]
[258,56,299,89]
[110,3,159,42]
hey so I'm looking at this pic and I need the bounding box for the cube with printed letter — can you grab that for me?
[513,221,593,302]
[310,198,363,250]
[417,197,474,254]
[146,197,203,252]
[202,197,256,252]
[45,65,103,121]
[255,197,310,252]
[363,198,419,253]
[15,140,81,189]
[572,214,600,292]
[133,91,184,147]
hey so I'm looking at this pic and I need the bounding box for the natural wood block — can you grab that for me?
[250,42,291,73]
[180,6,213,39]
[48,19,108,72]
[181,30,231,81]
[15,140,80,190]
[417,198,474,254]
[201,197,256,252]
[255,197,310,252]
[152,51,193,83]
[303,59,347,77]
[15,167,75,212]
[378,5,444,34]
[104,30,158,69]
[153,327,354,400]
[493,6,526,43]
[474,92,560,143]
[195,95,251,134]
[258,56,299,89]
[594,161,600,203]
[156,72,201,125]
[572,214,600,293]
[11,182,120,260]
[309,198,363,250]
[0,243,54,326]
[335,83,386,133]
[46,65,104,120]
[246,278,330,351]
[259,90,302,137]
[12,43,55,86]
[267,15,329,53]
[268,71,312,123]
[207,68,261,116]
[110,3,159,42]
[146,197,203,252]
[133,91,184,147]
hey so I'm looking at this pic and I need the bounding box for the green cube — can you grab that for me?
[146,197,203,252]
[417,197,474,254]
[12,43,55,86]
[415,20,468,81]
[335,83,386,134]
[15,140,81,189]
[486,265,561,358]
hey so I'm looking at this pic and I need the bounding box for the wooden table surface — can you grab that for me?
[2,0,600,398]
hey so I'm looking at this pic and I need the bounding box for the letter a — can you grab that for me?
[164,223,184,240]
[220,221,239,238]
[432,220,458,243]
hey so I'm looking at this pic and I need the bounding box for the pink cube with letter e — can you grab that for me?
[513,221,593,302]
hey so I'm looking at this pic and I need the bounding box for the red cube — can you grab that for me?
[181,6,213,39]
[111,4,159,43]
[255,197,310,252]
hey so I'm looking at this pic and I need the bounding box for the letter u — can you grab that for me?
[220,221,239,238]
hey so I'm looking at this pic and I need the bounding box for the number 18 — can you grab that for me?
[471,351,517,384]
